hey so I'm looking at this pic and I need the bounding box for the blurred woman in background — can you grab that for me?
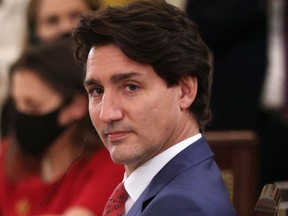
[27,0,101,44]
[0,39,124,216]
[0,0,102,139]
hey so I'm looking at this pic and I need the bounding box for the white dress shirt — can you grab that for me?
[123,133,202,214]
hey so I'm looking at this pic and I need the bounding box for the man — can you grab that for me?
[73,0,236,215]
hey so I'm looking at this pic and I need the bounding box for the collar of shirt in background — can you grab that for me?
[123,133,202,214]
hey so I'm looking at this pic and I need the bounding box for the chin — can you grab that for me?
[108,148,125,164]
[109,156,127,165]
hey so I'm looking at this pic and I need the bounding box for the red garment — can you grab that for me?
[0,139,125,216]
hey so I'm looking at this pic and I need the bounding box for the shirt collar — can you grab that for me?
[124,133,202,203]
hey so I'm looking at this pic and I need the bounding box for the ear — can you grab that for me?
[179,76,197,110]
[58,94,88,126]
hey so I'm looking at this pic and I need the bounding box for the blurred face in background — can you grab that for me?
[10,69,67,155]
[35,0,90,42]
[11,69,62,115]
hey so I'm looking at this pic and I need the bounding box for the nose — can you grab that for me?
[59,18,75,35]
[99,92,123,123]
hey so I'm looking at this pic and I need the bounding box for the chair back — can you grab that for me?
[204,130,260,216]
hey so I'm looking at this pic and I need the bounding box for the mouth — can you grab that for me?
[106,131,130,142]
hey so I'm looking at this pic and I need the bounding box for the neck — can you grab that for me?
[41,126,77,183]
[125,116,200,177]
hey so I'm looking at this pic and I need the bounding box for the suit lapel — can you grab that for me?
[126,137,213,216]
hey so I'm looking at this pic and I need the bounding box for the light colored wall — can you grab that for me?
[102,0,188,10]
[0,0,29,106]
[165,0,188,11]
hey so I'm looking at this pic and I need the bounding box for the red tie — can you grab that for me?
[102,182,129,216]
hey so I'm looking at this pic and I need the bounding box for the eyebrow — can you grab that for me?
[110,72,140,83]
[84,72,141,87]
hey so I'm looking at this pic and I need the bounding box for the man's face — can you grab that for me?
[85,44,192,175]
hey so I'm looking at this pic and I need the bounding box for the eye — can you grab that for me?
[89,87,104,97]
[124,84,139,92]
[69,11,82,20]
[45,16,59,26]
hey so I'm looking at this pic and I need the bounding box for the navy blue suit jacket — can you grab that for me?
[126,137,236,216]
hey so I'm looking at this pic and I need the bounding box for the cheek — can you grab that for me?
[89,103,100,129]
[37,23,59,41]
[89,106,108,146]
[136,96,178,138]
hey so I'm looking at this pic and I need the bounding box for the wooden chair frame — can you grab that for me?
[205,130,260,216]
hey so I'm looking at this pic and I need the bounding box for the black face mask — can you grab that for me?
[13,107,66,156]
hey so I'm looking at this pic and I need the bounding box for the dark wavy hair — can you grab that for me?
[73,0,212,130]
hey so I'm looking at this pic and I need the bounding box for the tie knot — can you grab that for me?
[109,182,129,203]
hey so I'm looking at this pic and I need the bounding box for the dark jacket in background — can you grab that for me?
[186,0,267,131]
